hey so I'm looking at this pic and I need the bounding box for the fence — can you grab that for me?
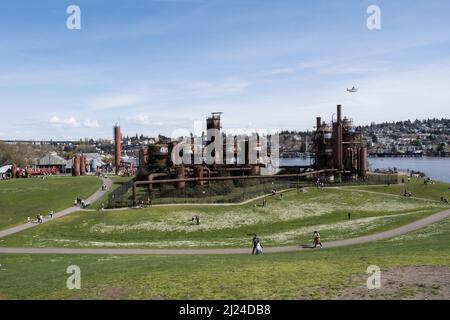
[107,173,402,208]
[107,178,135,208]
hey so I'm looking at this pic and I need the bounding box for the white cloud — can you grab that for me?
[49,116,101,129]
[50,116,79,127]
[83,119,100,128]
[86,94,142,110]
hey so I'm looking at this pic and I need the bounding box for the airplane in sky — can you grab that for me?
[347,86,358,93]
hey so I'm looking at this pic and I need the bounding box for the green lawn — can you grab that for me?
[0,176,102,230]
[345,177,450,201]
[1,216,449,300]
[1,186,447,249]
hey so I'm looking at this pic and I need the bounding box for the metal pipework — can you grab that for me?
[337,104,342,123]
[316,117,321,129]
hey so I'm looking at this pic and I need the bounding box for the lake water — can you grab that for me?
[280,157,450,183]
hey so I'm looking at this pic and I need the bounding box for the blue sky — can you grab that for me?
[0,0,450,140]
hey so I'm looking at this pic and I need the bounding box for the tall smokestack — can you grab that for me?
[337,105,342,123]
[316,117,321,129]
[114,125,122,175]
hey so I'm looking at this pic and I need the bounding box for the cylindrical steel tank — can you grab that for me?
[114,125,122,175]
[314,122,333,170]
[73,155,81,176]
[11,163,17,179]
[80,156,87,176]
[359,147,368,177]
[337,104,342,122]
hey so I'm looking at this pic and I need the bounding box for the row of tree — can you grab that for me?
[0,142,51,167]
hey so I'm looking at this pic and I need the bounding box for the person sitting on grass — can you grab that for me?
[191,216,200,225]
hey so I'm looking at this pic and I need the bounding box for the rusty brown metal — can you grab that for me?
[136,169,338,190]
[73,155,81,176]
[80,155,87,176]
[11,163,17,179]
[114,125,121,175]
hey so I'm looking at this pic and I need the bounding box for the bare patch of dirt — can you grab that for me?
[95,285,129,300]
[332,266,450,300]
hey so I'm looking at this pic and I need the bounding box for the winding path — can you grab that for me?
[0,182,449,255]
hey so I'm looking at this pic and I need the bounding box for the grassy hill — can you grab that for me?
[0,176,101,230]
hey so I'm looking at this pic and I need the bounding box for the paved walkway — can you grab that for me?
[1,208,448,256]
[0,177,112,239]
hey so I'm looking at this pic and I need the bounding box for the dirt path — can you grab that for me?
[0,177,112,239]
[1,208,449,255]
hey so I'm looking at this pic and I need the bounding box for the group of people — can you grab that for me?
[403,190,413,197]
[138,198,152,208]
[27,211,54,224]
[251,230,323,255]
[74,198,89,208]
[314,178,325,189]
[440,196,449,204]
[101,184,108,191]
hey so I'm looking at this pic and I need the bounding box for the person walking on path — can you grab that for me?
[255,241,263,255]
[252,234,260,255]
[313,231,323,248]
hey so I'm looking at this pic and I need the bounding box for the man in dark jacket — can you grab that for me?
[252,234,260,255]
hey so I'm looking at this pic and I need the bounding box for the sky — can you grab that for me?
[0,0,449,140]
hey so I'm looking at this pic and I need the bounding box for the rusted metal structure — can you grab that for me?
[137,112,266,190]
[114,125,122,175]
[11,163,17,179]
[314,104,368,178]
[72,155,81,176]
[80,155,86,176]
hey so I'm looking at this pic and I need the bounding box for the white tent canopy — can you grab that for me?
[0,165,12,174]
